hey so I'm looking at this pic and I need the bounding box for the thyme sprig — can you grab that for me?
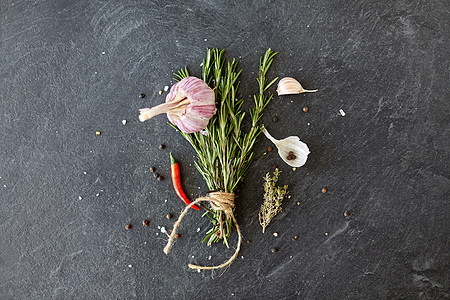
[172,48,278,245]
[259,168,288,233]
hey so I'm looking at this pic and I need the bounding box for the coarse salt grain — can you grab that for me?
[208,256,212,260]
[339,109,346,116]
[122,120,127,125]
[196,228,200,232]
[163,86,169,92]
[160,227,166,233]
[78,196,82,200]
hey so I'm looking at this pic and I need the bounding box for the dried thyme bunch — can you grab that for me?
[259,168,288,233]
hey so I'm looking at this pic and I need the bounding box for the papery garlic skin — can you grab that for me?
[277,77,318,95]
[262,127,310,167]
[139,76,216,134]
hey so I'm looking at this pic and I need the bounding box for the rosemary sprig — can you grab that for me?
[173,48,278,245]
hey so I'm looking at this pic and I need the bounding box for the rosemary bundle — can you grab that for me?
[171,48,278,246]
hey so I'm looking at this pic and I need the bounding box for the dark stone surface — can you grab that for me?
[1,1,448,299]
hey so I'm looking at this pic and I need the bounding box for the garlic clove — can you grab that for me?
[277,77,318,95]
[262,127,310,167]
[275,136,310,167]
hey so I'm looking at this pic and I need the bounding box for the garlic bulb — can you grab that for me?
[139,76,216,133]
[277,77,318,95]
[262,127,310,167]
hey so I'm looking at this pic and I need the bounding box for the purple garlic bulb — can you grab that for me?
[139,76,216,133]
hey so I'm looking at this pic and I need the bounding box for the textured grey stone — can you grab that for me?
[1,0,448,299]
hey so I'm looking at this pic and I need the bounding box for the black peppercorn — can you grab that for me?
[139,93,145,98]
[272,117,278,123]
[159,144,165,150]
[142,220,149,226]
[125,224,132,230]
[271,248,278,253]
[166,213,172,220]
[150,167,155,173]
[157,176,164,181]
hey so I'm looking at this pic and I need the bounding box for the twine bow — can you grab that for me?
[163,192,242,270]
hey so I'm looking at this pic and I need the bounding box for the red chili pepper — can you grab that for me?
[170,153,200,211]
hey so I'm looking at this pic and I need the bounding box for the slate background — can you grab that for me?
[1,0,449,299]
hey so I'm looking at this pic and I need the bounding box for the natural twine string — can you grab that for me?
[163,192,242,270]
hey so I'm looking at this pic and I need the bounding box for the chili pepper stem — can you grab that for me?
[170,152,176,164]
